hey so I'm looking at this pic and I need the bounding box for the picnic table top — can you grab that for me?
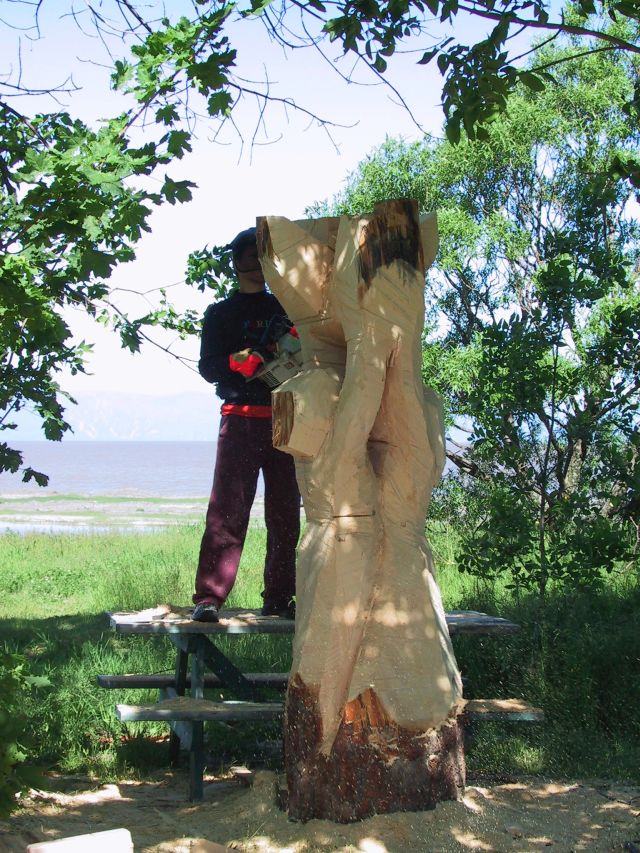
[108,606,520,636]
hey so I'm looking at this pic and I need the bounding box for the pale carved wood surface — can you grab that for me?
[259,200,463,760]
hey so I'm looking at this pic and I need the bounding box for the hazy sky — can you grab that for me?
[3,2,498,437]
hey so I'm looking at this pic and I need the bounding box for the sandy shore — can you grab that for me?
[0,495,267,533]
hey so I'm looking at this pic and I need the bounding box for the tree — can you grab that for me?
[2,1,639,483]
[0,105,199,482]
[35,1,640,156]
[0,1,341,482]
[311,36,640,593]
[68,1,640,175]
[318,0,640,152]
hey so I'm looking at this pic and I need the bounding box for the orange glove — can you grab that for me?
[229,348,264,378]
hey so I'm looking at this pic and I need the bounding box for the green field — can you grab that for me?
[0,522,638,783]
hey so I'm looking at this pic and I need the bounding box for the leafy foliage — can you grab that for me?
[0,106,196,482]
[320,0,640,152]
[314,37,640,592]
[0,651,49,817]
[111,8,237,125]
[1,0,638,484]
[0,1,308,481]
[186,244,239,299]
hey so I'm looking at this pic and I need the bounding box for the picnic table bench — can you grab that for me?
[100,606,543,800]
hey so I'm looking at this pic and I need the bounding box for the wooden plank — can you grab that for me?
[116,697,284,723]
[116,696,542,724]
[464,698,544,722]
[168,718,193,751]
[190,717,205,801]
[27,829,133,853]
[108,607,295,635]
[97,672,289,689]
[108,608,519,636]
[230,765,254,786]
[446,610,520,635]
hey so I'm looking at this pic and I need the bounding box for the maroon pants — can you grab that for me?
[194,415,300,609]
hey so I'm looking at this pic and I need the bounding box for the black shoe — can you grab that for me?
[261,602,295,620]
[192,602,220,623]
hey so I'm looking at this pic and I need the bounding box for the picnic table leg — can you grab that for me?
[169,646,189,767]
[189,637,206,801]
[201,637,261,701]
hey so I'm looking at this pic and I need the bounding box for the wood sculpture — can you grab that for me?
[257,199,465,823]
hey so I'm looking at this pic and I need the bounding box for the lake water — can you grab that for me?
[0,441,231,498]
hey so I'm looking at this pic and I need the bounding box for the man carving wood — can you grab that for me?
[257,199,466,822]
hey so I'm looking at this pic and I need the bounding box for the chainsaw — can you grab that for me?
[246,317,303,388]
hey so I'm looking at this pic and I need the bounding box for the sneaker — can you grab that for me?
[261,601,296,620]
[192,602,220,623]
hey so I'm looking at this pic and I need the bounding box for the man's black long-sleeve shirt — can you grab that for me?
[198,290,288,406]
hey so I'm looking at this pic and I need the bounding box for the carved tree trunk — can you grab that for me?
[257,199,465,823]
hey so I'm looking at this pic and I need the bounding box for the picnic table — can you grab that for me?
[100,606,542,800]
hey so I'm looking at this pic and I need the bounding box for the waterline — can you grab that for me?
[0,495,268,535]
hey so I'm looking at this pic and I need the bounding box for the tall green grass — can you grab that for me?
[0,523,638,782]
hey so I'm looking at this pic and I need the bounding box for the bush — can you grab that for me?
[0,650,49,816]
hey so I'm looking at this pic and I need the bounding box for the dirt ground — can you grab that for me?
[1,770,638,853]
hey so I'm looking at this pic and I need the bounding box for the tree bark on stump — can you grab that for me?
[257,199,465,823]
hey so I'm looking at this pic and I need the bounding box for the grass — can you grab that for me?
[0,522,638,784]
[0,494,202,504]
[0,525,290,778]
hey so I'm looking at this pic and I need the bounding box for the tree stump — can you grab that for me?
[257,199,465,823]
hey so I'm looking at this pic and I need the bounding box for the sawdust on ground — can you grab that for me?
[1,770,638,853]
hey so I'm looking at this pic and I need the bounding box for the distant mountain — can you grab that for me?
[11,391,221,441]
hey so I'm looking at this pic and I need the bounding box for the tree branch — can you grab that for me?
[446,449,480,476]
[530,43,619,74]
[456,3,640,55]
[227,79,357,131]
[103,300,199,370]
[115,0,154,34]
[0,100,49,146]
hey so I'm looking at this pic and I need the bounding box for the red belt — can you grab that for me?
[221,403,272,418]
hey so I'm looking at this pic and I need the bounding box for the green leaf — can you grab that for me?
[373,55,388,73]
[24,675,51,688]
[155,104,180,126]
[445,116,461,144]
[519,71,545,92]
[207,91,233,116]
[165,130,192,159]
[249,0,275,14]
[161,175,196,205]
[21,468,49,487]
[418,48,438,65]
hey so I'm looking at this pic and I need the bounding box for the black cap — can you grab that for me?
[229,227,257,260]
